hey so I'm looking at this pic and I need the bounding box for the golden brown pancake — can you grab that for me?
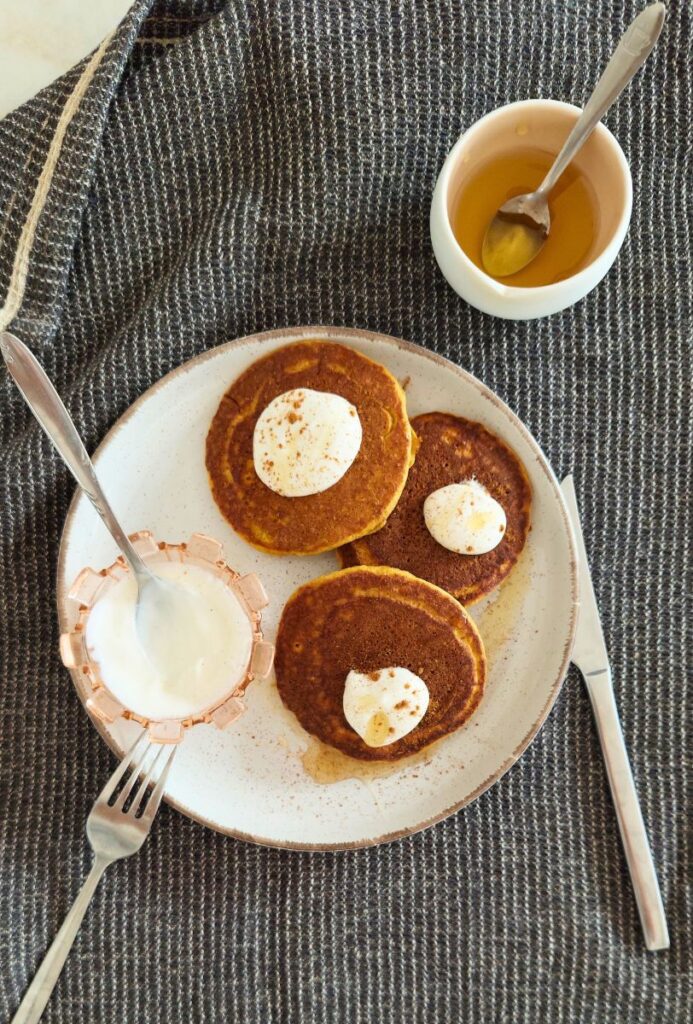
[206,341,415,554]
[338,412,531,603]
[275,566,486,761]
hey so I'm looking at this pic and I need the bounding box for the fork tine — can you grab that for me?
[128,742,175,818]
[137,744,176,823]
[112,740,157,811]
[96,730,149,804]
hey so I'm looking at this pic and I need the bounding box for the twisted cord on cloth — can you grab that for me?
[0,33,114,334]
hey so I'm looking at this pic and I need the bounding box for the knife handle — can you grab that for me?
[583,669,669,951]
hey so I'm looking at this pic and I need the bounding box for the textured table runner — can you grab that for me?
[0,2,689,1021]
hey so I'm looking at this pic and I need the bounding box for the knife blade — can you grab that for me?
[561,477,610,678]
[561,474,669,951]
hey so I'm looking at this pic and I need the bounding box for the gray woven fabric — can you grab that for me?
[0,1,690,1021]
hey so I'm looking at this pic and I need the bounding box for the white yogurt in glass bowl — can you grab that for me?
[60,531,274,743]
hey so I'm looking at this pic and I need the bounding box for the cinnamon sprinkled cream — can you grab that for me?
[343,666,430,747]
[424,479,506,555]
[253,387,362,497]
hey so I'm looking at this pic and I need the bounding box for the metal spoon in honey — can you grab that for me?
[482,3,665,279]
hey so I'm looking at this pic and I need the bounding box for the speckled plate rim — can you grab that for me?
[57,325,579,851]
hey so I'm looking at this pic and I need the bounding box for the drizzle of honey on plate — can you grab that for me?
[302,735,434,785]
[265,677,434,786]
[470,547,531,670]
[451,146,600,287]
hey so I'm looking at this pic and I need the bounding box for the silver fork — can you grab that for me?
[12,732,176,1024]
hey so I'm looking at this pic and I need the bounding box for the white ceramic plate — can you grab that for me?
[57,327,578,850]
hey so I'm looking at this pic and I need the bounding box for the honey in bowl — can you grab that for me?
[451,146,600,288]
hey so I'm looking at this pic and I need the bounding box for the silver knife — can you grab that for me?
[561,475,669,951]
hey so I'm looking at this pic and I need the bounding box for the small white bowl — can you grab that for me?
[430,99,633,320]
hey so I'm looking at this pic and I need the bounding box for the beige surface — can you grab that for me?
[0,0,133,118]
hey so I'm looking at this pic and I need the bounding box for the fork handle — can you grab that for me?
[12,857,110,1024]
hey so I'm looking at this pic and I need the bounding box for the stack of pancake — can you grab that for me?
[206,340,531,761]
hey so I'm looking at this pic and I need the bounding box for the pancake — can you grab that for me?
[338,412,531,603]
[275,566,486,761]
[206,341,415,555]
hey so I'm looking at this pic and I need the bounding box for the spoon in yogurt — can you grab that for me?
[481,2,665,279]
[1,331,200,682]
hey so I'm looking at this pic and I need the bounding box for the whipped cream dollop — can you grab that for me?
[343,666,430,747]
[85,561,253,720]
[253,388,362,497]
[424,479,506,555]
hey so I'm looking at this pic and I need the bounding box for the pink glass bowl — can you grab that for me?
[60,531,274,744]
